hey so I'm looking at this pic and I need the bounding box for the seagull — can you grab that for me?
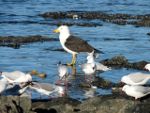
[1,71,32,84]
[80,62,96,76]
[144,64,150,71]
[53,25,101,66]
[0,78,8,95]
[122,85,150,99]
[87,51,111,71]
[28,82,61,96]
[80,61,96,84]
[56,62,69,85]
[121,72,150,85]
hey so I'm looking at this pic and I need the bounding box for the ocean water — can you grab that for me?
[0,0,150,100]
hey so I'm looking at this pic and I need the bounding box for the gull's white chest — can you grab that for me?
[59,34,77,54]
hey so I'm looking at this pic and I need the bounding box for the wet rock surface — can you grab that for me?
[40,11,150,27]
[0,96,31,113]
[0,92,149,113]
[101,55,148,70]
[1,94,150,113]
[91,76,115,89]
[0,35,58,49]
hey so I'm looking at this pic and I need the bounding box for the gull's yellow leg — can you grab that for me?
[67,54,77,66]
[72,54,77,65]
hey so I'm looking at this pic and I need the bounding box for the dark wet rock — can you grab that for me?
[0,43,21,49]
[40,11,150,27]
[101,55,128,67]
[31,95,150,113]
[0,96,31,113]
[1,95,150,113]
[133,19,150,27]
[101,55,148,70]
[78,95,150,113]
[0,35,58,49]
[40,11,134,20]
[92,76,114,89]
[79,82,91,89]
[32,97,80,113]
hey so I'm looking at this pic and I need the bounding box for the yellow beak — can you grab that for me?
[53,29,60,33]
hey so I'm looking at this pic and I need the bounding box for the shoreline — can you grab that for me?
[0,94,150,113]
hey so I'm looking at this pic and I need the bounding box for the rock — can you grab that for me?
[77,96,132,113]
[134,19,150,27]
[92,76,114,88]
[0,35,58,49]
[31,95,150,113]
[101,55,128,67]
[40,11,150,27]
[32,97,80,113]
[0,96,31,113]
[30,70,47,78]
[0,95,150,113]
[101,55,148,70]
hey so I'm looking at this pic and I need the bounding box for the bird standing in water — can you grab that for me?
[53,25,101,66]
[56,62,69,86]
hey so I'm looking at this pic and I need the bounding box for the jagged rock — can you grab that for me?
[101,55,148,70]
[0,35,58,49]
[32,97,80,113]
[31,95,150,113]
[91,76,114,89]
[0,95,150,113]
[40,11,150,27]
[0,96,31,113]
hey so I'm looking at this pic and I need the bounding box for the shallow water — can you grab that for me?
[0,0,150,100]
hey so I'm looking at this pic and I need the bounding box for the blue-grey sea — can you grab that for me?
[0,0,150,100]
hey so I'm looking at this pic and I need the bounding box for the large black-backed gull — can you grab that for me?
[53,25,100,66]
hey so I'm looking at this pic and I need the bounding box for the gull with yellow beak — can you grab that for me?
[53,25,100,66]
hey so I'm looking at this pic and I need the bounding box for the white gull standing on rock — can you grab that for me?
[87,51,111,71]
[0,71,32,84]
[122,85,150,99]
[121,72,150,85]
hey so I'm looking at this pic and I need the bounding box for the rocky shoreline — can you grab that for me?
[0,94,150,113]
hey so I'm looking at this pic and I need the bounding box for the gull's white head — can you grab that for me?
[87,51,95,63]
[144,64,150,71]
[53,25,70,34]
[26,73,32,82]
